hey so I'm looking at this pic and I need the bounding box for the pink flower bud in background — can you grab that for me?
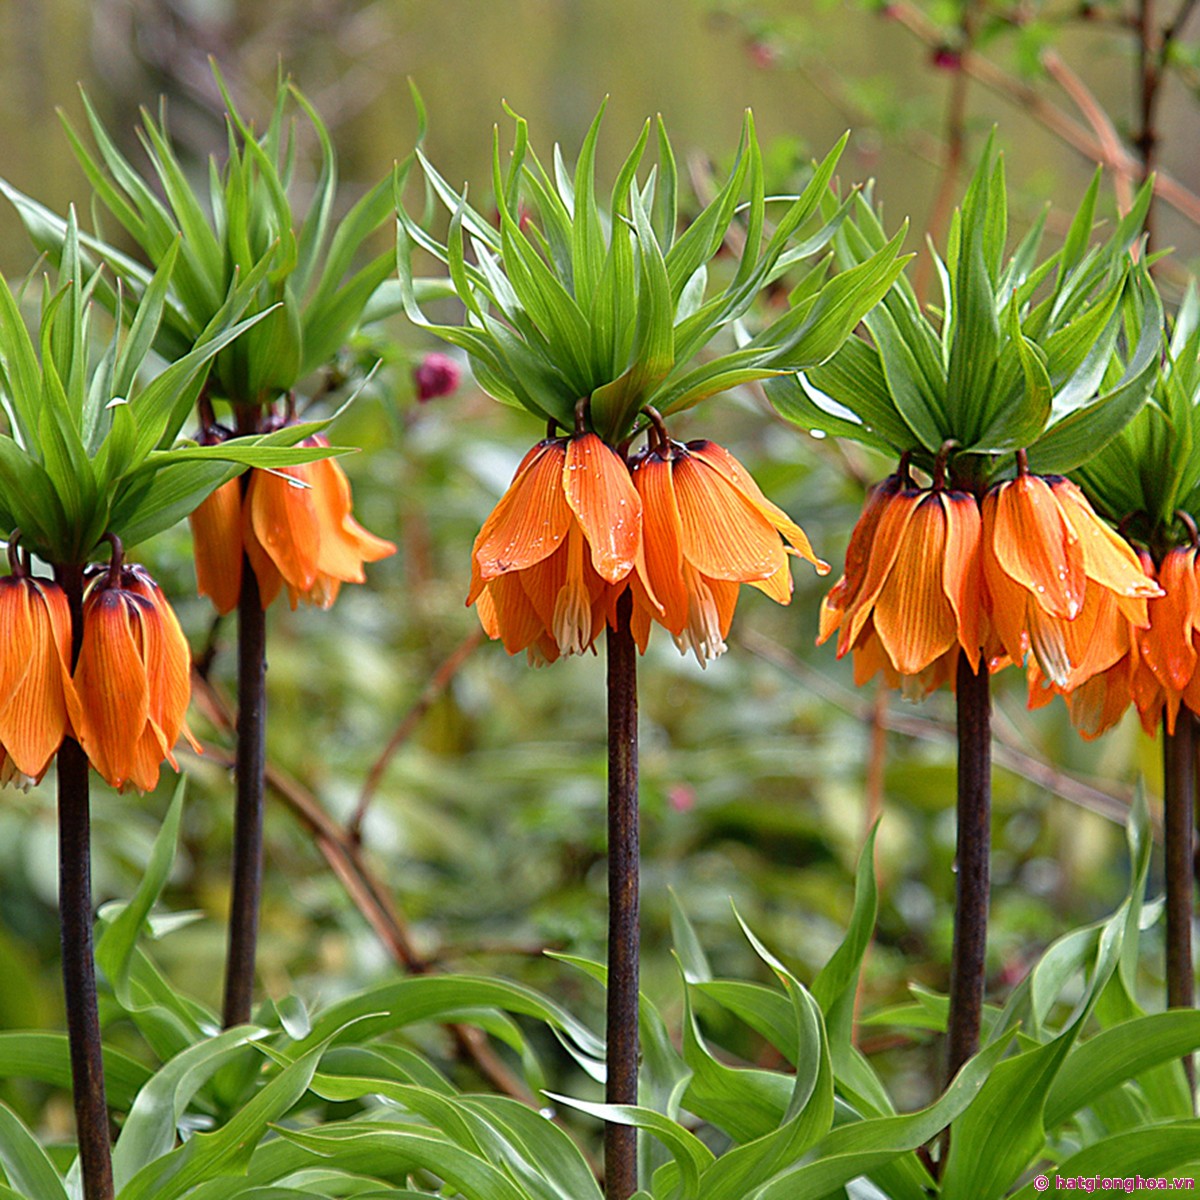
[668,784,696,813]
[931,45,962,70]
[414,352,461,402]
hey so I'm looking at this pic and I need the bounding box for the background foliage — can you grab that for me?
[0,0,1196,1161]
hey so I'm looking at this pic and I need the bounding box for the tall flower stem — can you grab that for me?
[946,653,991,1087]
[222,551,266,1028]
[57,563,114,1200]
[605,590,639,1200]
[1162,711,1196,1096]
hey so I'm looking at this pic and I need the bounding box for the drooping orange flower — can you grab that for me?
[468,434,646,664]
[982,473,1160,688]
[819,476,985,690]
[71,567,198,793]
[189,436,396,613]
[629,439,828,665]
[0,575,76,781]
[1137,546,1198,731]
[189,479,244,615]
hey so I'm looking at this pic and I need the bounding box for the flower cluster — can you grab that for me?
[1028,543,1200,739]
[820,461,1163,702]
[0,549,194,792]
[467,428,828,667]
[190,435,396,614]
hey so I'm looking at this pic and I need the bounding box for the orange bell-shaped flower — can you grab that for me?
[982,472,1160,687]
[71,565,198,793]
[189,436,396,613]
[244,437,397,610]
[468,433,646,664]
[629,439,828,665]
[819,475,984,690]
[0,574,76,782]
[189,479,244,615]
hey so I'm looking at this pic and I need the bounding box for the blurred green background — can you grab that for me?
[0,0,1193,1121]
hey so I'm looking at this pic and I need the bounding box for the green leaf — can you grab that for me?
[0,1032,150,1110]
[119,1042,325,1200]
[547,1093,713,1200]
[0,1101,67,1200]
[110,1026,269,1192]
[96,780,185,1008]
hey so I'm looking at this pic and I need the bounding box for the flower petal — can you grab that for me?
[941,491,984,664]
[631,452,688,635]
[245,466,321,597]
[990,475,1085,619]
[563,434,642,584]
[1051,477,1162,602]
[74,591,151,789]
[686,440,829,574]
[470,440,572,596]
[189,480,244,616]
[673,452,787,583]
[872,494,959,675]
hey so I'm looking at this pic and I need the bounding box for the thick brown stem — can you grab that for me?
[1163,713,1196,1099]
[222,555,266,1027]
[604,591,639,1200]
[57,565,114,1200]
[946,654,991,1087]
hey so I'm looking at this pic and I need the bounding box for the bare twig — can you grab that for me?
[189,670,541,1107]
[1042,51,1135,217]
[884,1,1200,230]
[351,628,485,842]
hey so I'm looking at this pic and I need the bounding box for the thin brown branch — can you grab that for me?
[737,629,1143,831]
[189,670,543,1109]
[1042,51,1135,217]
[884,1,1200,230]
[915,1,979,301]
[351,628,485,842]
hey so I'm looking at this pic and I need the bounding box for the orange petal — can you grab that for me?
[940,491,984,664]
[1138,547,1197,693]
[827,474,906,618]
[562,434,642,584]
[1050,477,1163,604]
[872,494,958,676]
[486,571,548,655]
[470,440,572,598]
[980,490,1032,668]
[840,486,923,655]
[308,450,397,585]
[631,452,689,635]
[189,480,244,616]
[0,581,73,778]
[1060,585,1130,687]
[245,466,321,601]
[990,476,1085,619]
[673,452,787,583]
[73,590,151,789]
[686,440,829,574]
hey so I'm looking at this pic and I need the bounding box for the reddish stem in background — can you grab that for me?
[56,562,114,1200]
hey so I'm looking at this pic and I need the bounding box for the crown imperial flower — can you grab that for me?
[982,471,1160,687]
[0,573,75,782]
[70,563,197,793]
[189,435,396,613]
[467,434,645,663]
[818,468,985,693]
[630,438,827,665]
